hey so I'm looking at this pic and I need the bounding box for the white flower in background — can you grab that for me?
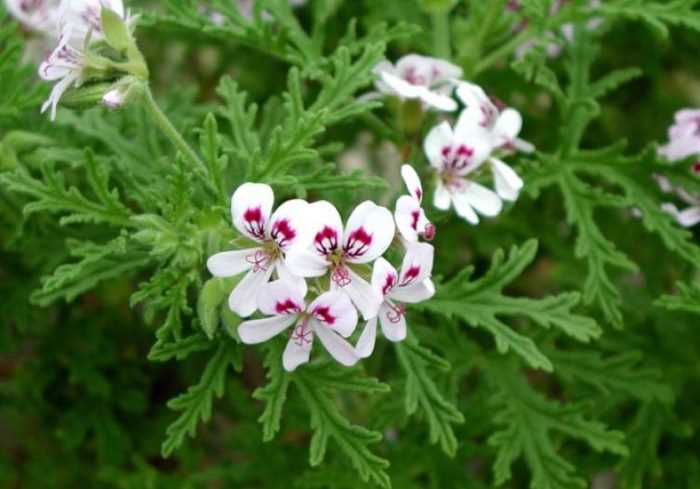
[424,118,503,224]
[395,164,435,243]
[371,54,463,112]
[102,86,127,109]
[356,243,435,358]
[38,27,87,120]
[238,280,359,371]
[207,183,312,317]
[57,0,129,44]
[5,0,61,35]
[286,201,395,320]
[657,109,700,227]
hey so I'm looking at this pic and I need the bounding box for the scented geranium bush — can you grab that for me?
[2,0,700,488]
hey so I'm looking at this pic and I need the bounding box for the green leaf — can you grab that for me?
[655,281,700,314]
[488,364,628,489]
[196,277,235,339]
[395,335,464,456]
[252,341,291,442]
[418,240,601,370]
[293,367,391,489]
[161,341,239,457]
[600,0,700,38]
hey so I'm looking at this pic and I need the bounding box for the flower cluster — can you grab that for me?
[7,0,143,120]
[207,180,435,371]
[658,109,700,227]
[371,55,532,225]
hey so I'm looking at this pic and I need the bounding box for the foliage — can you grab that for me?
[2,1,700,489]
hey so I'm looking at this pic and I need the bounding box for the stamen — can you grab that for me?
[386,303,405,324]
[289,320,313,347]
[422,223,436,241]
[331,266,351,287]
[245,250,270,272]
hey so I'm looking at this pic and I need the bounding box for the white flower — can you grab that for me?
[424,118,503,224]
[658,109,700,161]
[57,0,129,43]
[371,54,463,112]
[356,243,435,358]
[238,280,359,371]
[455,81,533,153]
[207,183,312,317]
[102,85,126,109]
[395,164,435,243]
[38,27,87,120]
[286,201,395,320]
[5,0,61,36]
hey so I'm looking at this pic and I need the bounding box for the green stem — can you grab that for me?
[141,86,207,175]
[432,11,451,59]
[474,28,532,75]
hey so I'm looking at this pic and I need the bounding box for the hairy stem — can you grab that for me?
[142,86,207,175]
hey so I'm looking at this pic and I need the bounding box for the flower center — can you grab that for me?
[289,317,313,347]
[441,144,474,172]
[245,241,281,272]
[385,301,405,324]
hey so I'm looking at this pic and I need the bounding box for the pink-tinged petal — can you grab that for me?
[372,59,397,93]
[228,266,274,317]
[455,81,498,128]
[275,261,308,297]
[493,108,523,145]
[378,302,407,342]
[207,248,256,277]
[453,117,495,170]
[429,58,463,82]
[675,206,700,227]
[371,257,399,298]
[308,200,343,257]
[513,137,535,153]
[231,183,274,242]
[238,315,297,344]
[391,278,435,304]
[268,198,311,252]
[41,73,79,121]
[355,317,378,358]
[256,279,306,316]
[659,136,700,161]
[312,320,360,367]
[335,267,382,320]
[394,195,421,242]
[283,325,313,371]
[450,189,479,224]
[434,182,452,211]
[284,248,329,278]
[309,290,358,338]
[401,164,423,202]
[424,121,455,170]
[459,182,502,217]
[397,242,434,289]
[343,201,395,264]
[490,158,524,202]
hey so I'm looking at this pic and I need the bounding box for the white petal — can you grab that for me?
[459,182,503,217]
[309,290,358,338]
[343,201,395,264]
[308,200,344,257]
[231,183,274,242]
[284,248,329,278]
[453,117,495,170]
[378,302,407,342]
[401,164,423,202]
[207,249,255,277]
[371,257,399,298]
[513,138,535,153]
[275,261,308,297]
[238,315,297,344]
[397,242,434,289]
[41,74,78,121]
[675,206,700,227]
[424,121,455,170]
[391,278,435,303]
[433,182,452,211]
[418,87,458,111]
[312,320,360,367]
[380,71,424,99]
[228,266,274,317]
[268,198,312,252]
[355,317,378,359]
[490,158,524,202]
[337,268,382,320]
[394,195,421,243]
[256,279,306,316]
[493,108,523,145]
[450,189,480,224]
[283,326,313,371]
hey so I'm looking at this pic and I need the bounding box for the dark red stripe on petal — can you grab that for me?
[271,218,296,249]
[314,226,339,255]
[313,305,336,326]
[400,265,421,287]
[275,298,301,314]
[243,206,266,240]
[343,227,372,258]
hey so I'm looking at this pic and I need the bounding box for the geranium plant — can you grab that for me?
[2,1,700,488]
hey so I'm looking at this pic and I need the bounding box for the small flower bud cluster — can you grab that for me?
[207,178,435,371]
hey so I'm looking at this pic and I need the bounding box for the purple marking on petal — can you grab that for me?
[314,226,339,255]
[270,218,296,249]
[313,305,336,325]
[343,227,372,258]
[243,206,266,240]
